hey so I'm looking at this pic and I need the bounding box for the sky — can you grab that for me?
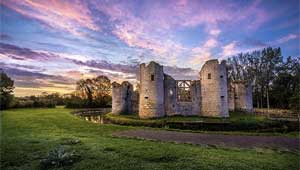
[0,0,299,96]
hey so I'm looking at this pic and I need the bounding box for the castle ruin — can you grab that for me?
[112,59,253,119]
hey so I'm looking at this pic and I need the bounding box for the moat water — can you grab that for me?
[72,108,111,124]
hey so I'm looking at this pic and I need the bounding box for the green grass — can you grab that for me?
[229,111,267,123]
[1,107,299,170]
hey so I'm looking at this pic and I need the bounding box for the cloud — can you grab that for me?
[0,42,198,89]
[0,33,13,40]
[88,0,236,65]
[221,41,238,58]
[209,29,221,36]
[189,37,219,67]
[0,63,75,89]
[2,0,99,36]
[2,0,282,67]
[274,33,300,44]
[0,43,59,61]
[242,38,267,47]
[0,62,44,72]
[164,66,199,80]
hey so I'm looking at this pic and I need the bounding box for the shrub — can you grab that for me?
[39,146,80,169]
[65,95,111,108]
[10,97,56,108]
[289,95,300,114]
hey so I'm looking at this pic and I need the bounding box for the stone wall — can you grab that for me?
[131,90,139,114]
[164,74,177,116]
[199,59,229,117]
[111,81,133,115]
[228,83,235,111]
[164,76,201,116]
[233,81,253,112]
[139,61,165,119]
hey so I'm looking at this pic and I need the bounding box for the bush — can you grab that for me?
[11,97,56,108]
[39,146,80,169]
[289,95,300,114]
[0,94,13,110]
[65,95,111,108]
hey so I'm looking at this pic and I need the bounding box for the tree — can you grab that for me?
[93,76,111,106]
[76,79,94,106]
[0,71,14,110]
[227,47,283,108]
[270,56,300,110]
[260,47,282,109]
[74,75,112,108]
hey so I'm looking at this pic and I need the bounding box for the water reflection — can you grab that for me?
[80,115,104,124]
[72,108,111,124]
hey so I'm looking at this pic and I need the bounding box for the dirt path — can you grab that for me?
[113,130,300,151]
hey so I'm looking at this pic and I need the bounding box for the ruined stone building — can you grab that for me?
[112,59,253,119]
[228,81,253,112]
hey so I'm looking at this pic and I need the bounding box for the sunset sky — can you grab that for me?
[0,0,299,96]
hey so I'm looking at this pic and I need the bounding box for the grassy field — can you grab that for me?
[1,107,299,170]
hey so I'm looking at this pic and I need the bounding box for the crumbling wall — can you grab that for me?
[191,80,201,116]
[173,80,201,116]
[111,81,133,114]
[199,59,229,117]
[233,81,253,112]
[139,61,165,119]
[164,74,177,116]
[131,90,139,114]
[164,75,201,116]
[228,83,235,111]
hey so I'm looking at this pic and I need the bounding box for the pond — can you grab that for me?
[72,108,111,124]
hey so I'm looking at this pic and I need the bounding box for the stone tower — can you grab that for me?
[199,59,229,117]
[139,61,165,119]
[232,81,253,112]
[111,81,133,114]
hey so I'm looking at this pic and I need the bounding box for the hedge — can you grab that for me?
[104,113,299,132]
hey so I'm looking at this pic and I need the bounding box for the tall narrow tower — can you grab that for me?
[112,81,133,114]
[199,59,229,117]
[139,61,165,119]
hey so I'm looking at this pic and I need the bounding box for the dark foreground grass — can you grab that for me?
[1,107,299,170]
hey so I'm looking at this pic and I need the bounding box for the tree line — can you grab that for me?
[0,72,112,109]
[226,47,299,112]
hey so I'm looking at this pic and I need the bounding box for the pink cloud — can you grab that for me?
[221,41,238,57]
[89,0,277,66]
[275,33,300,44]
[2,0,99,35]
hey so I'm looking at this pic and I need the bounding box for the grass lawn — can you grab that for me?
[1,107,299,170]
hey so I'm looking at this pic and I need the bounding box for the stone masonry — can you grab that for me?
[112,59,253,118]
[111,81,133,115]
[228,81,253,112]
